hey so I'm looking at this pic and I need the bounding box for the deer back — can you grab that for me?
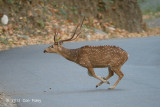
[77,45,128,68]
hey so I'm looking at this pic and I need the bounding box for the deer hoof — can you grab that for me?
[102,77,106,80]
[109,86,115,90]
[96,85,99,88]
[102,77,110,84]
[104,80,110,84]
[107,81,110,84]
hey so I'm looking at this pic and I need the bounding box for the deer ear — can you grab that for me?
[58,41,63,46]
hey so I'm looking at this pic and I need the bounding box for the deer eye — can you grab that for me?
[49,45,53,48]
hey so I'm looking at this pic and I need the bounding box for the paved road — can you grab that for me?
[0,37,160,107]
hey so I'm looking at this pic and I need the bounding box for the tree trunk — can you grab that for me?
[110,0,143,32]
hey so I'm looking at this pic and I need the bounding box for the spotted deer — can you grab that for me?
[44,17,128,89]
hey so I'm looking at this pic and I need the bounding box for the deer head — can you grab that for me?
[44,17,85,54]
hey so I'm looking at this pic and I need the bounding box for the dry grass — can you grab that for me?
[0,13,160,51]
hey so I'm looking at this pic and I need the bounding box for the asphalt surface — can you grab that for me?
[0,36,160,107]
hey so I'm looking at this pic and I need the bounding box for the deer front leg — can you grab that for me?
[88,68,110,85]
[96,67,113,88]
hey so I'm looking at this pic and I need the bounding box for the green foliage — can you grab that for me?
[59,7,67,19]
[71,6,78,14]
[7,0,14,4]
[36,20,45,28]
[138,0,145,3]
[103,0,114,4]
[0,37,9,45]
[97,2,106,12]
[43,7,48,14]
[138,0,160,14]
[97,0,114,12]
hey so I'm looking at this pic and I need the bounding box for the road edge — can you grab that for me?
[0,92,17,107]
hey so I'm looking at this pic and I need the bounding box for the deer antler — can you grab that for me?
[59,16,85,43]
[53,29,59,42]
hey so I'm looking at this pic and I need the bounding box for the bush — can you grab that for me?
[138,0,160,14]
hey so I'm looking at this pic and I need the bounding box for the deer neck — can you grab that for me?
[58,46,78,62]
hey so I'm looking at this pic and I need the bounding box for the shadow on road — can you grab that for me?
[54,88,124,95]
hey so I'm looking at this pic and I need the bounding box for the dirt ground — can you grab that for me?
[0,92,17,107]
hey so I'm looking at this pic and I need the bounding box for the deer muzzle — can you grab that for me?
[44,50,47,53]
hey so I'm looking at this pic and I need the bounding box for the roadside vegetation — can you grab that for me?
[0,0,160,51]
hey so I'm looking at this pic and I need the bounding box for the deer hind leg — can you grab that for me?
[96,67,114,88]
[109,67,124,89]
[88,70,93,77]
[88,68,110,84]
